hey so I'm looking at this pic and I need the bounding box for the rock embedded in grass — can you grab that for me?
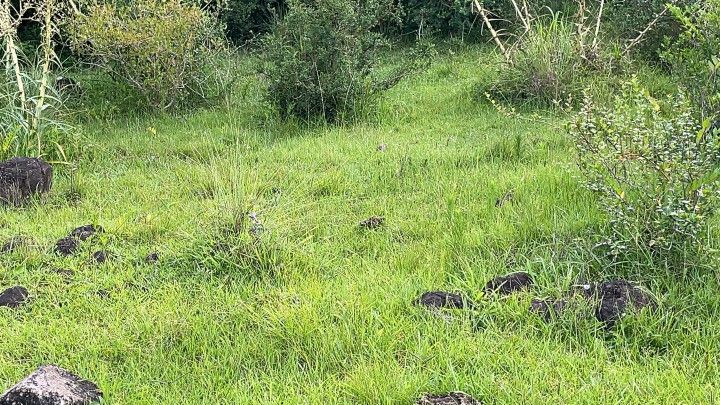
[416,391,481,404]
[359,216,384,230]
[483,271,533,296]
[0,286,29,308]
[0,364,102,405]
[415,291,472,309]
[0,157,52,205]
[55,237,80,257]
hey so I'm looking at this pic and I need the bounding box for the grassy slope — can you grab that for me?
[1,47,719,403]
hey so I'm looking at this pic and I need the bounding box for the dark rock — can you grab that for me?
[530,298,568,321]
[70,225,103,242]
[377,143,387,152]
[415,291,472,309]
[55,237,79,257]
[416,391,481,405]
[145,252,159,264]
[359,216,384,230]
[484,271,533,295]
[91,250,108,264]
[0,364,102,405]
[1,236,29,253]
[0,286,29,308]
[0,157,52,205]
[590,280,655,326]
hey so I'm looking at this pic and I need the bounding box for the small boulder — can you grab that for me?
[55,225,103,257]
[359,216,384,230]
[415,291,472,309]
[0,364,102,405]
[416,392,481,405]
[0,286,29,308]
[484,272,533,296]
[0,157,52,205]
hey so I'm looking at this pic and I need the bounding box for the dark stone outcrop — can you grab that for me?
[0,286,28,308]
[415,291,472,309]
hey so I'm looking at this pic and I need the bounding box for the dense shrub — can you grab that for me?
[489,15,585,105]
[396,0,475,38]
[260,0,429,122]
[66,0,233,111]
[571,80,720,259]
[661,0,720,119]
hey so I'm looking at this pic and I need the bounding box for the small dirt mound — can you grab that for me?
[0,157,52,205]
[484,272,533,295]
[92,250,109,264]
[146,252,159,264]
[55,237,79,256]
[70,224,103,241]
[55,224,104,257]
[415,291,472,309]
[530,298,568,321]
[530,279,655,326]
[416,392,481,405]
[591,280,655,325]
[359,216,384,230]
[0,286,29,308]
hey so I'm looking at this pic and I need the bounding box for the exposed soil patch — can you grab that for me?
[416,391,481,405]
[415,291,472,309]
[0,286,29,308]
[0,157,52,205]
[0,364,102,405]
[359,216,384,230]
[484,272,533,295]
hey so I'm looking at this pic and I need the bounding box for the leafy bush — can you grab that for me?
[260,0,429,122]
[66,0,234,111]
[662,0,720,119]
[571,80,720,259]
[489,15,585,105]
[396,0,475,38]
[604,0,684,59]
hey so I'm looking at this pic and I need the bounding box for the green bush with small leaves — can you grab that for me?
[66,0,233,111]
[260,0,429,123]
[571,80,720,260]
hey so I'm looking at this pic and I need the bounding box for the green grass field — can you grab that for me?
[1,46,719,403]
